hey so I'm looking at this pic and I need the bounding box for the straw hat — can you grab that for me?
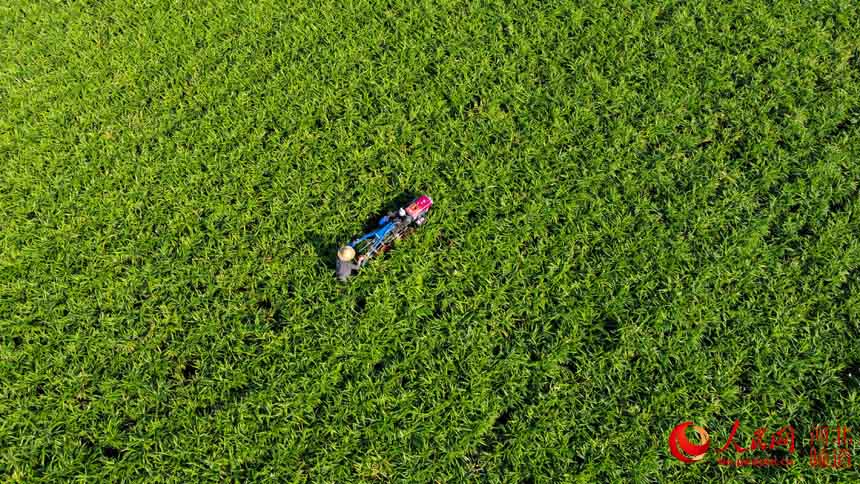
[337,246,356,261]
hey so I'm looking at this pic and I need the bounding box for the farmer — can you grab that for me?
[335,246,361,281]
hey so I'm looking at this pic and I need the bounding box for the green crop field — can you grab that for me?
[2,0,859,482]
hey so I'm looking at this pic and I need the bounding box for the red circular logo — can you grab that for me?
[669,422,711,463]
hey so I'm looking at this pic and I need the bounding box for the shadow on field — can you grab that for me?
[306,233,339,271]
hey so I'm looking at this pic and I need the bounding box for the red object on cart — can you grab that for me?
[405,195,433,218]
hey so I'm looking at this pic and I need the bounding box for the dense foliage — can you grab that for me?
[2,0,859,481]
